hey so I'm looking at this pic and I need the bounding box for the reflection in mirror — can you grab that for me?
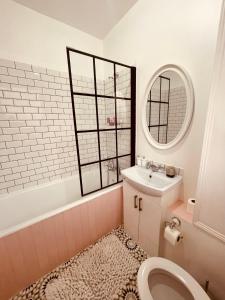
[146,71,187,144]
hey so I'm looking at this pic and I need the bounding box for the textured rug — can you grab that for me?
[11,227,148,300]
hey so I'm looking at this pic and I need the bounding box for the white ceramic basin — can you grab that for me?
[121,166,182,196]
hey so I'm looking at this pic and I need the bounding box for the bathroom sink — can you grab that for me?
[121,166,182,196]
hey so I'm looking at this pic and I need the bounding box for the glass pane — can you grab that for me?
[96,59,114,97]
[161,78,170,103]
[78,132,99,164]
[70,52,95,94]
[101,159,117,187]
[100,131,116,159]
[74,95,97,131]
[118,129,130,156]
[160,103,168,125]
[146,101,151,127]
[150,102,159,126]
[150,127,158,141]
[98,97,115,130]
[81,163,101,194]
[159,126,167,144]
[117,99,131,129]
[116,65,131,98]
[151,77,160,101]
[119,155,131,181]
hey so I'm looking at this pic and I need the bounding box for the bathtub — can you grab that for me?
[0,175,80,236]
[0,167,117,238]
[0,172,123,299]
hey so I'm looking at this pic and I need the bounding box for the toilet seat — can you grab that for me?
[137,257,210,300]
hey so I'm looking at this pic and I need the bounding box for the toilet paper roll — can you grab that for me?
[164,225,182,246]
[187,198,196,214]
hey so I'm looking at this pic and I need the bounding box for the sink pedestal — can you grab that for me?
[122,168,182,256]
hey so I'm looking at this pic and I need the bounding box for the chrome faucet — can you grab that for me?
[146,161,165,172]
[106,159,116,171]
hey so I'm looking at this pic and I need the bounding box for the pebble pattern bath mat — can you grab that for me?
[11,227,148,300]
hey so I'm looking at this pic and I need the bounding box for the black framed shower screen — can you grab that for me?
[147,75,170,143]
[66,47,136,196]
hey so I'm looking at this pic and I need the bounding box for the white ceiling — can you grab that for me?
[13,0,138,39]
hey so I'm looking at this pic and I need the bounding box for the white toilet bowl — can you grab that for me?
[137,257,210,300]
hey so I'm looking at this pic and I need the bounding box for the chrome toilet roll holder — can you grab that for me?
[164,217,184,241]
[165,216,181,229]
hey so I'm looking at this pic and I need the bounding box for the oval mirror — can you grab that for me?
[142,65,194,149]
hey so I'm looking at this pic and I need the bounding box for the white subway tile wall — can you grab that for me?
[0,59,131,194]
[103,69,131,173]
[116,66,131,99]
[167,87,186,142]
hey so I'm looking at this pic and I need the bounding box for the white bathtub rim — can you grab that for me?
[0,183,122,239]
[0,174,79,200]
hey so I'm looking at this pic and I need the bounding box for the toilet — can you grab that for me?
[137,257,210,300]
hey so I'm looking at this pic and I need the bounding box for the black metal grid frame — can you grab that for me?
[147,75,170,143]
[66,47,136,196]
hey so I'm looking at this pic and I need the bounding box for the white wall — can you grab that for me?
[104,0,222,202]
[0,0,103,75]
[0,0,224,297]
[104,1,225,298]
[161,209,225,300]
[194,1,225,241]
